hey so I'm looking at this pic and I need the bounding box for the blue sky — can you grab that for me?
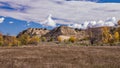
[98,0,120,3]
[0,0,120,35]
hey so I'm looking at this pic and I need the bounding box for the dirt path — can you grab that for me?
[0,45,120,68]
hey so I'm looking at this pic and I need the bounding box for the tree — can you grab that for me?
[18,34,30,45]
[29,36,40,45]
[0,34,3,46]
[114,32,119,42]
[101,27,113,43]
[3,36,21,46]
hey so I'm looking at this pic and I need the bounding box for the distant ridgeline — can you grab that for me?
[0,20,120,46]
[16,19,120,44]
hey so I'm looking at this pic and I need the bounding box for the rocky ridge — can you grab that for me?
[17,28,50,38]
[17,26,88,41]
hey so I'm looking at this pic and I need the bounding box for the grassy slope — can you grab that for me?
[0,44,120,68]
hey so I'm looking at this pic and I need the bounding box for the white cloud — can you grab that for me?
[68,24,82,29]
[0,0,120,25]
[0,17,5,23]
[9,21,14,24]
[27,23,30,26]
[68,17,117,29]
[42,14,56,27]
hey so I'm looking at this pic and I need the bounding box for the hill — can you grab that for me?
[17,28,50,38]
[44,26,88,40]
[16,25,120,44]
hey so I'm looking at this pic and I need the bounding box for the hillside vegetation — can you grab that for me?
[1,24,120,46]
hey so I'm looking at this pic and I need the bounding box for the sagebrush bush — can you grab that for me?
[57,36,62,42]
[41,37,46,42]
[49,37,54,42]
[69,36,76,43]
[29,36,40,45]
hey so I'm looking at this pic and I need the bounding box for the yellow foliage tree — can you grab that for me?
[0,35,3,46]
[114,32,119,42]
[12,37,21,46]
[102,27,113,43]
[3,36,21,46]
[18,34,30,45]
[29,36,40,45]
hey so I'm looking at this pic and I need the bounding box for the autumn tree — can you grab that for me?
[29,36,40,45]
[18,34,30,45]
[0,34,3,46]
[114,31,119,42]
[102,27,113,43]
[3,36,21,46]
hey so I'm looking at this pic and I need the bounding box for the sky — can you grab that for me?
[0,0,120,35]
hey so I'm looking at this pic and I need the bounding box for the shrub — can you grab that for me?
[57,36,62,42]
[3,36,21,46]
[49,37,54,42]
[0,35,3,46]
[69,36,76,43]
[41,37,47,42]
[12,38,21,46]
[29,36,40,45]
[79,37,89,41]
[18,34,30,45]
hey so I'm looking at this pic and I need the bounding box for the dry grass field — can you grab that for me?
[0,43,120,68]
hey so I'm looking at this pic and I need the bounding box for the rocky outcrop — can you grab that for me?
[118,20,120,25]
[16,25,119,44]
[44,26,88,40]
[16,26,88,41]
[17,28,50,38]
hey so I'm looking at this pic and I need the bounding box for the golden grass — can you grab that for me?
[0,44,120,68]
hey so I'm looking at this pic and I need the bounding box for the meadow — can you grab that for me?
[0,43,120,68]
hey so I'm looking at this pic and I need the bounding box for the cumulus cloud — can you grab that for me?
[68,17,117,29]
[0,17,5,23]
[42,14,56,27]
[0,0,119,25]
